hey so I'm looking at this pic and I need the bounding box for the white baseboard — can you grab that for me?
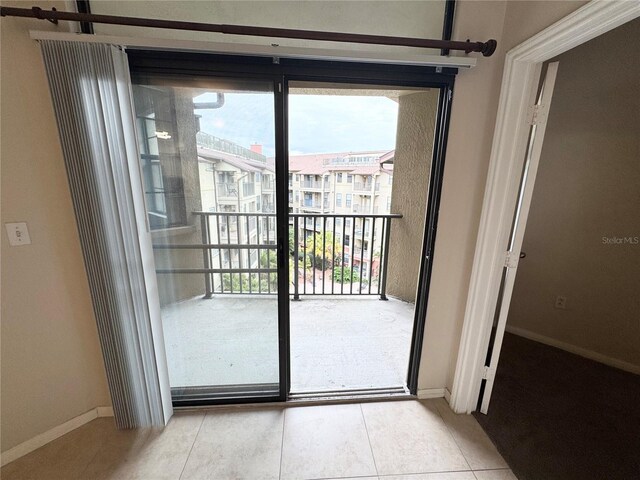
[96,406,114,417]
[444,387,452,404]
[417,388,446,399]
[1,406,113,467]
[506,326,640,375]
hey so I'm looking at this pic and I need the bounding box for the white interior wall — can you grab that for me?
[90,0,446,56]
[1,0,111,453]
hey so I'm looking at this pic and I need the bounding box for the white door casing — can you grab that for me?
[479,62,559,413]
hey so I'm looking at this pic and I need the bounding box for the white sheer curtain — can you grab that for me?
[39,40,172,428]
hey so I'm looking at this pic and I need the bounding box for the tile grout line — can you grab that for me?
[359,403,380,478]
[74,427,108,479]
[429,400,473,473]
[377,470,478,478]
[178,411,207,480]
[278,407,287,480]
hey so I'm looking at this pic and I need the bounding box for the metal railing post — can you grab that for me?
[293,215,300,300]
[200,214,213,299]
[379,217,392,301]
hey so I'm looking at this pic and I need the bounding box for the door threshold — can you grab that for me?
[288,385,410,402]
[173,387,414,412]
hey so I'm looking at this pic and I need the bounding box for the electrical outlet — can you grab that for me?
[5,222,31,246]
[554,295,567,309]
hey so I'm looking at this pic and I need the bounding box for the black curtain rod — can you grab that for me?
[1,5,497,57]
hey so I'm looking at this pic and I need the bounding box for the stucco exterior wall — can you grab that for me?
[387,91,439,303]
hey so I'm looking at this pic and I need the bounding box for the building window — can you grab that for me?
[135,111,187,230]
[347,174,353,183]
[346,194,352,208]
[218,171,234,183]
[336,193,342,207]
[387,196,391,212]
[345,218,352,229]
[304,192,313,207]
[337,172,343,183]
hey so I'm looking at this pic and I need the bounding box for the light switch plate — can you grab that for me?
[5,222,31,246]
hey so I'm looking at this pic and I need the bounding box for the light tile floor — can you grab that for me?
[1,399,517,480]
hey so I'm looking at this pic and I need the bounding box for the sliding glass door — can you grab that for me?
[128,49,455,405]
[131,75,283,404]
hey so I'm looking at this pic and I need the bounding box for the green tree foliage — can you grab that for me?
[303,231,341,270]
[333,266,359,284]
[221,250,278,293]
[288,226,295,255]
[259,250,278,291]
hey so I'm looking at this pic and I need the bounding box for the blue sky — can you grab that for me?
[195,92,399,157]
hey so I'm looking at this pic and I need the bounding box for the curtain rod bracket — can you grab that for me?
[32,6,58,25]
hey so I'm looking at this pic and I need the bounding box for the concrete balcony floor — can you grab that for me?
[160,295,415,393]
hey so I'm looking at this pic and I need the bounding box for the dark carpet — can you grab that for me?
[473,333,640,480]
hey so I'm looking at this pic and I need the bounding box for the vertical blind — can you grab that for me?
[39,40,171,428]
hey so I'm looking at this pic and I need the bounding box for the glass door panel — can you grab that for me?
[131,75,281,403]
[287,81,440,394]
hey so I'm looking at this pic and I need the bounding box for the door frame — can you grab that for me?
[128,51,457,405]
[449,0,640,414]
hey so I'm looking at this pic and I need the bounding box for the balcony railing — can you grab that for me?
[354,182,373,192]
[197,131,267,163]
[153,212,402,299]
[301,180,322,189]
[291,213,401,299]
[217,183,238,198]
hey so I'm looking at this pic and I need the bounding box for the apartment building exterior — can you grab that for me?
[288,151,395,279]
[195,132,278,292]
[193,142,397,286]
